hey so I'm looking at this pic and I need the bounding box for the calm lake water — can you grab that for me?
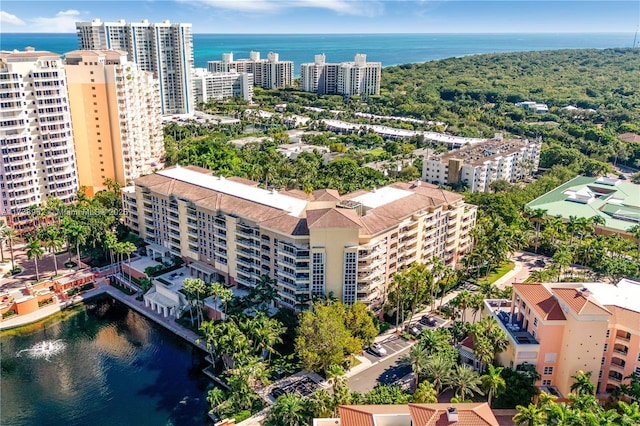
[0,296,211,426]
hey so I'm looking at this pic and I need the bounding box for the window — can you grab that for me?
[599,370,604,379]
[311,252,325,296]
[602,357,606,365]
[543,366,554,375]
[604,343,608,352]
[606,329,611,338]
[542,380,552,386]
[342,251,357,305]
[533,317,538,327]
[636,366,640,376]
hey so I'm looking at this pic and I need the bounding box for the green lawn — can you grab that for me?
[479,261,515,285]
[369,147,386,158]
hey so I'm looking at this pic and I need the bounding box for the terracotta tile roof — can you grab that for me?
[390,181,463,205]
[551,287,611,316]
[226,176,260,187]
[259,215,308,235]
[0,51,59,59]
[460,335,475,350]
[313,188,341,201]
[409,403,499,426]
[307,208,363,229]
[338,405,411,426]
[513,283,566,321]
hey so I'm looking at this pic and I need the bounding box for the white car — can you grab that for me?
[370,343,387,356]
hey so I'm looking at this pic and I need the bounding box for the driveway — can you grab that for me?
[348,342,412,393]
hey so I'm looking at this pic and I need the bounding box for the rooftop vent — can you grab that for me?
[580,287,591,298]
[447,407,459,423]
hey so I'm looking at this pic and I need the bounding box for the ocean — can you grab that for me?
[0,33,635,74]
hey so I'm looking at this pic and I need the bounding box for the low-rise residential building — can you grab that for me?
[300,53,381,96]
[122,166,476,311]
[192,68,253,102]
[313,403,501,426]
[422,138,542,192]
[516,101,549,114]
[525,176,640,239]
[483,279,640,398]
[207,51,293,89]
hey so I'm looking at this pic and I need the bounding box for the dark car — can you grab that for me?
[534,259,546,267]
[420,315,437,327]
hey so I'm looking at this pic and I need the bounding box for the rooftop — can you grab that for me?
[351,186,413,209]
[526,175,640,233]
[156,167,308,217]
[582,279,640,314]
[434,139,539,166]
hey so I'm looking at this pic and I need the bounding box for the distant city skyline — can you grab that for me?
[1,1,639,34]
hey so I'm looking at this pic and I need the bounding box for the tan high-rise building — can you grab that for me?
[122,166,476,311]
[0,48,78,232]
[65,50,164,195]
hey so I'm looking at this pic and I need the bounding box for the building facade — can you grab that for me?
[192,68,253,103]
[122,166,476,311]
[65,50,164,194]
[300,53,381,96]
[76,19,195,115]
[207,52,293,89]
[483,279,640,398]
[422,138,542,192]
[0,49,78,231]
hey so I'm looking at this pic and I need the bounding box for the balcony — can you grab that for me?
[278,269,310,282]
[486,299,539,346]
[615,331,631,342]
[608,371,624,382]
[612,344,628,356]
[236,238,259,249]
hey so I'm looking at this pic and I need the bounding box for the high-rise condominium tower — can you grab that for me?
[207,51,293,89]
[65,50,164,195]
[0,48,78,231]
[76,19,194,115]
[300,53,381,96]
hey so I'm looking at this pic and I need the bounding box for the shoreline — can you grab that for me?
[1,281,208,353]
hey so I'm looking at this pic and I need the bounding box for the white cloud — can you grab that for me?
[183,0,383,16]
[0,10,26,26]
[29,10,84,33]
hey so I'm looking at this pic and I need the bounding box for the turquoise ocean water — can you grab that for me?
[1,33,635,75]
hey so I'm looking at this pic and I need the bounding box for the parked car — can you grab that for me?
[420,315,437,327]
[534,259,546,267]
[406,324,422,336]
[370,343,387,357]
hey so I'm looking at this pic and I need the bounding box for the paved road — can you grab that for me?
[349,340,412,393]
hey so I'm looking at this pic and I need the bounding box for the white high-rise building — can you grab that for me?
[300,53,381,96]
[65,50,164,194]
[207,51,293,89]
[76,19,195,115]
[192,68,253,102]
[0,48,78,231]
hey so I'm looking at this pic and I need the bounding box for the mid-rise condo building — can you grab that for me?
[480,279,640,398]
[65,50,164,194]
[192,68,253,103]
[0,48,78,231]
[122,166,476,310]
[76,19,195,115]
[422,138,541,192]
[207,52,293,89]
[300,53,381,96]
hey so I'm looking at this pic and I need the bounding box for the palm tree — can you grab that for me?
[570,370,596,396]
[219,287,233,317]
[206,387,226,413]
[66,220,88,266]
[309,389,335,418]
[408,344,430,389]
[121,241,137,277]
[449,364,484,401]
[265,393,309,426]
[552,245,573,281]
[628,224,640,259]
[424,354,454,394]
[2,226,19,272]
[413,381,438,403]
[513,404,545,426]
[183,278,208,328]
[43,226,64,276]
[481,365,505,407]
[26,237,44,282]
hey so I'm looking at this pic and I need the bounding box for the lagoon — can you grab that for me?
[0,296,210,426]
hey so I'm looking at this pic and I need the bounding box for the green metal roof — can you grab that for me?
[526,176,640,232]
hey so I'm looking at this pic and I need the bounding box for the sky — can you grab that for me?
[0,0,639,34]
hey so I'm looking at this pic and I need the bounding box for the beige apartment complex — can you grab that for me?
[76,19,195,115]
[422,138,541,192]
[0,49,78,231]
[192,68,253,103]
[481,279,640,398]
[300,53,381,96]
[207,52,293,89]
[122,166,476,310]
[65,50,164,195]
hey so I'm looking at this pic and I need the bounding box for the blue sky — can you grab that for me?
[1,1,639,33]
